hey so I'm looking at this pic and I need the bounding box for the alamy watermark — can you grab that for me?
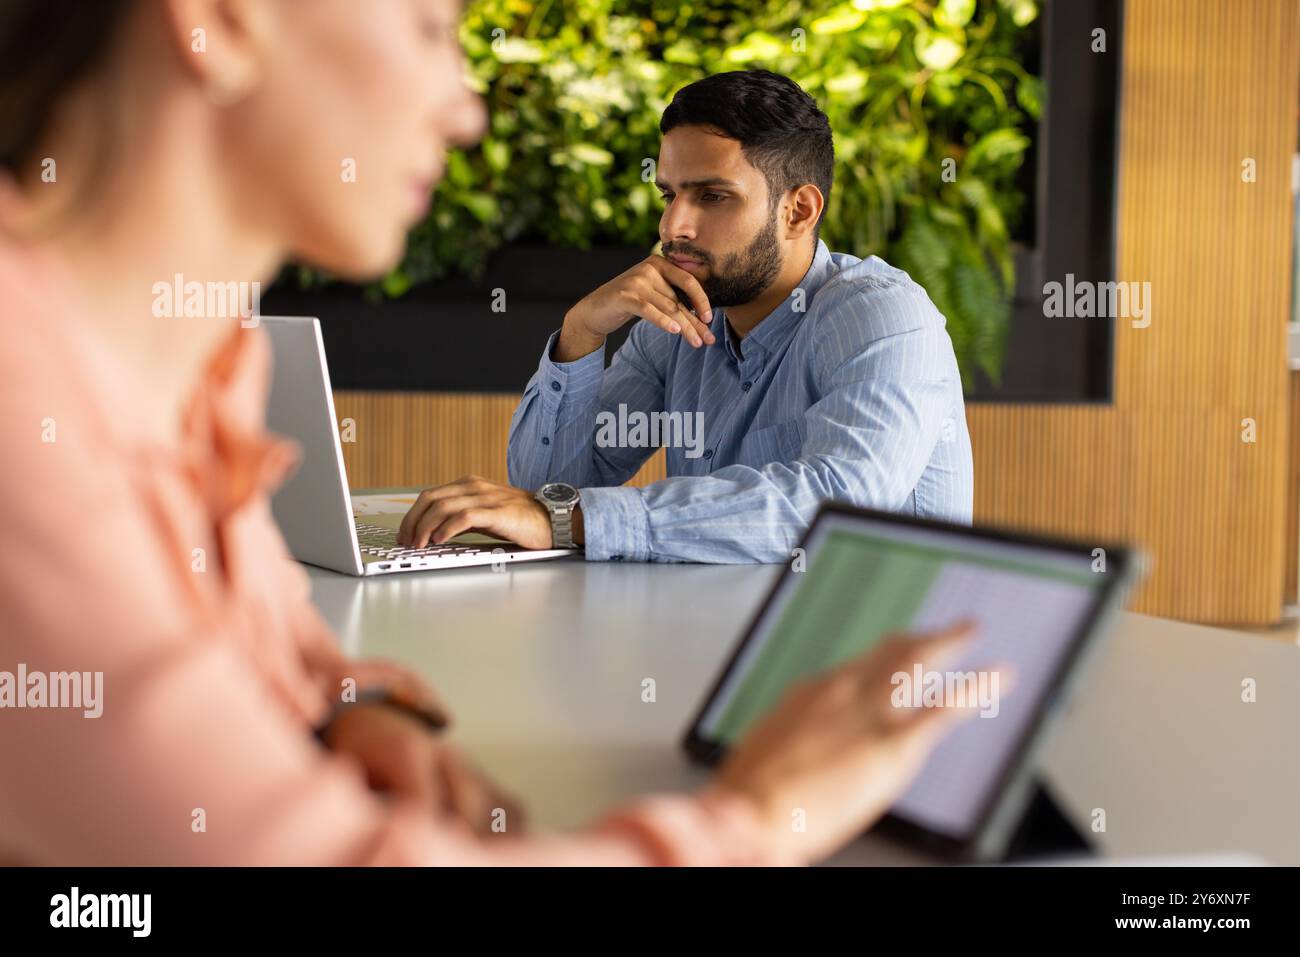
[891,664,1001,718]
[1042,273,1151,328]
[151,273,261,327]
[595,403,705,459]
[0,664,103,718]
[50,887,150,937]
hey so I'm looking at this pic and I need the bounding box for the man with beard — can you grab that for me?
[398,70,973,563]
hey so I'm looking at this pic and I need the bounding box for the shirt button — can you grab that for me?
[550,381,561,392]
[741,381,752,392]
[541,436,551,446]
[703,449,714,460]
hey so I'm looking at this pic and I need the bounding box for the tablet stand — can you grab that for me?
[1004,780,1095,861]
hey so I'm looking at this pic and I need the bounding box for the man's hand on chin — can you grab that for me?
[395,475,582,550]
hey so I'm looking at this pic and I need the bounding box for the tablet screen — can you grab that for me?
[694,512,1109,844]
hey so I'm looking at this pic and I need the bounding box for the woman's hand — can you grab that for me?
[712,621,1002,863]
[323,703,526,837]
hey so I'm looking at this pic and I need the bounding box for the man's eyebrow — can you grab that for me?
[653,178,744,191]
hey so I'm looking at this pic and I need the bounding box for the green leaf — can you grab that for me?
[957,176,1007,241]
[493,37,544,63]
[999,0,1040,27]
[929,74,957,107]
[663,40,700,64]
[723,31,788,62]
[1016,75,1043,120]
[483,138,510,173]
[929,204,965,227]
[381,269,411,298]
[965,129,1030,170]
[935,0,977,29]
[811,5,868,35]
[570,143,615,166]
[857,23,903,53]
[446,150,475,188]
[915,30,965,70]
[628,185,651,216]
[825,69,869,95]
[951,258,1008,384]
[461,192,499,224]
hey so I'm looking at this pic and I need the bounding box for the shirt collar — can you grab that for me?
[726,239,835,360]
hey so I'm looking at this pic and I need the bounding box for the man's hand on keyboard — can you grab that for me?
[396,475,572,550]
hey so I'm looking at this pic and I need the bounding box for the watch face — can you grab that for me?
[541,483,578,505]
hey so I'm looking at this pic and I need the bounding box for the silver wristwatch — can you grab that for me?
[535,482,581,548]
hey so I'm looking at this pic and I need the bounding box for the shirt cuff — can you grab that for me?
[578,485,651,562]
[538,329,605,417]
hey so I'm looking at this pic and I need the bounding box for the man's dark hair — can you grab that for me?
[660,69,834,239]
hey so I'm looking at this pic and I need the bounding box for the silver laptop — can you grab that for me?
[262,316,575,575]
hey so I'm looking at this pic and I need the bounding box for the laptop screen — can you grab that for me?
[695,510,1108,843]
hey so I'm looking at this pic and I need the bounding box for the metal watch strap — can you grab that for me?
[550,504,574,548]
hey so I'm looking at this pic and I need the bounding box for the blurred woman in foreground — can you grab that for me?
[0,0,974,865]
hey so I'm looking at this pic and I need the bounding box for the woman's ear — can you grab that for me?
[160,0,274,105]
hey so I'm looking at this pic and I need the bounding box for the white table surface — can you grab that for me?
[307,559,1300,865]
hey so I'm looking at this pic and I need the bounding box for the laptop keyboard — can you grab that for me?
[354,521,490,560]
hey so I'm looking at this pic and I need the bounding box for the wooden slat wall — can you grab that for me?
[333,391,667,489]
[334,0,1300,626]
[1286,370,1300,605]
[966,0,1298,625]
